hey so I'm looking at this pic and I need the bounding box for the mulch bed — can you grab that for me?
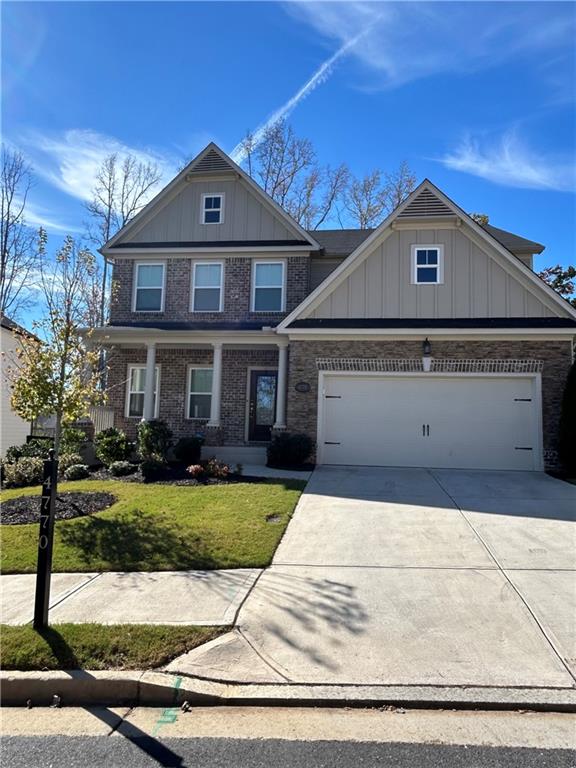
[88,464,260,486]
[1,492,117,525]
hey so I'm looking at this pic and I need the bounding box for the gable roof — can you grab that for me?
[102,143,321,254]
[278,179,576,329]
[0,314,40,341]
[309,223,544,260]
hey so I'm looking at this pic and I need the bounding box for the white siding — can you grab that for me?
[1,327,30,456]
[308,226,557,320]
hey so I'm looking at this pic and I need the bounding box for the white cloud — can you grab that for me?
[230,28,368,163]
[24,201,83,234]
[21,129,179,203]
[439,131,576,192]
[287,2,575,89]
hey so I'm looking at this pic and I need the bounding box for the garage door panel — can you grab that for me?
[320,375,538,471]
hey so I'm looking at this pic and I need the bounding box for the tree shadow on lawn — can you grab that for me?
[60,509,219,571]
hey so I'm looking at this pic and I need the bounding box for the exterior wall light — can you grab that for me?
[422,337,432,372]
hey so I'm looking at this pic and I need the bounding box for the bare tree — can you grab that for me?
[85,153,162,325]
[240,122,349,230]
[343,162,416,229]
[0,146,37,319]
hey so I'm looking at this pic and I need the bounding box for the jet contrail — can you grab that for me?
[230,30,366,164]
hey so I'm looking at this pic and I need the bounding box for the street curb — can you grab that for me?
[2,671,576,711]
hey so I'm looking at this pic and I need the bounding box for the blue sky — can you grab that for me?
[3,1,575,285]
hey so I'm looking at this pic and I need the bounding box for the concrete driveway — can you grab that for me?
[172,467,576,690]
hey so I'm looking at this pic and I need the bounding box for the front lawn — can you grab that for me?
[0,623,224,670]
[0,478,305,573]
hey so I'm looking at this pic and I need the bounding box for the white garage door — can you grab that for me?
[319,375,540,471]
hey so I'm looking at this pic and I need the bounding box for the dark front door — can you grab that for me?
[249,370,277,442]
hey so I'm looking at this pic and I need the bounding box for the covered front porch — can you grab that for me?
[92,326,289,455]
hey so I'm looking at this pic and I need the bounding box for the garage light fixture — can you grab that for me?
[422,337,432,372]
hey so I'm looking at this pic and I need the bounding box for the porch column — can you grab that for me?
[142,342,156,421]
[208,342,223,427]
[274,342,288,429]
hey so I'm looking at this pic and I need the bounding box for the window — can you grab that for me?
[412,245,443,284]
[126,366,159,418]
[192,262,223,312]
[187,367,213,419]
[252,261,285,312]
[202,194,223,224]
[134,263,165,311]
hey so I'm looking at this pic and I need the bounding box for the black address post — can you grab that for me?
[33,449,58,630]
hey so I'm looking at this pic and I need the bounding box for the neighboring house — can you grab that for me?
[0,315,32,456]
[92,143,576,471]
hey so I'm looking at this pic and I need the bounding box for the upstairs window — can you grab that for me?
[187,367,213,419]
[412,245,443,284]
[252,261,285,312]
[202,194,223,224]
[134,263,165,312]
[192,262,223,312]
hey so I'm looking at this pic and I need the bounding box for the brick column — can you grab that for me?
[274,342,288,429]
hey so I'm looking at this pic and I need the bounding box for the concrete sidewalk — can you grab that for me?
[1,569,260,626]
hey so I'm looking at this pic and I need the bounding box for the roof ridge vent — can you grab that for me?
[192,148,234,174]
[399,188,453,218]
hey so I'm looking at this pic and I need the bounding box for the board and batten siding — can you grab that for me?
[125,178,299,244]
[308,228,557,320]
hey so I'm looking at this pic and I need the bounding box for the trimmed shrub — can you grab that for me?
[5,439,51,463]
[58,453,83,475]
[60,426,88,455]
[63,464,90,481]
[186,457,232,481]
[267,433,314,468]
[140,456,166,483]
[109,460,135,477]
[559,361,576,476]
[138,420,172,461]
[3,457,45,488]
[173,436,203,465]
[95,428,132,466]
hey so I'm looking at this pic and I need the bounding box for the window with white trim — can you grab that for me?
[252,261,285,312]
[134,263,165,311]
[412,245,443,284]
[187,367,213,419]
[192,262,223,312]
[126,366,159,418]
[202,194,223,224]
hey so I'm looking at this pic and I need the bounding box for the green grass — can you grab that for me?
[0,623,225,670]
[0,479,305,574]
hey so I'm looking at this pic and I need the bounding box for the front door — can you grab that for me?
[248,370,277,442]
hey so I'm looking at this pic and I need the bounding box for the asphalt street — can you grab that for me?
[2,736,574,768]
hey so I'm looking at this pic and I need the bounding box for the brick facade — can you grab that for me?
[110,256,310,325]
[285,339,574,468]
[106,345,279,445]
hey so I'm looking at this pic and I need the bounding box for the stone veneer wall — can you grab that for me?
[106,346,278,445]
[285,339,573,468]
[110,256,310,325]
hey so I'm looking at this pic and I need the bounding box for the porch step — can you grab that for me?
[201,445,267,466]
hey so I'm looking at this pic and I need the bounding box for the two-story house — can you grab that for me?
[92,143,576,471]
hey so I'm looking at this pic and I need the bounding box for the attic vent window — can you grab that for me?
[202,194,224,224]
[411,245,444,284]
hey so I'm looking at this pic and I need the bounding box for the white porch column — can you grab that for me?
[142,342,156,421]
[208,342,223,427]
[274,343,288,429]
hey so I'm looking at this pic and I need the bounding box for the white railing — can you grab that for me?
[89,406,115,434]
